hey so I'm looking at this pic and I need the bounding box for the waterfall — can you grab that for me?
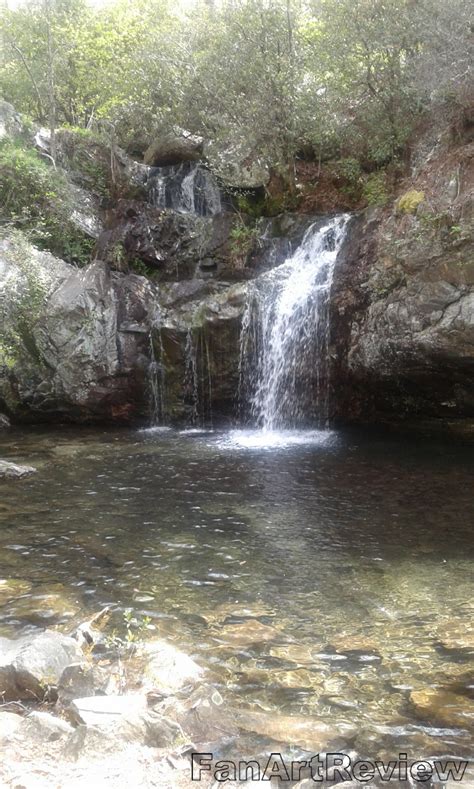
[148,319,166,425]
[183,328,214,427]
[239,214,349,430]
[147,162,222,216]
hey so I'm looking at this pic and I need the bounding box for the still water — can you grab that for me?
[0,426,473,761]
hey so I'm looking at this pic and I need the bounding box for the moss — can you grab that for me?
[397,189,425,214]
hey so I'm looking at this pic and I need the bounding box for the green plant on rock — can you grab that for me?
[0,139,95,264]
[230,219,258,268]
[397,189,425,214]
[362,172,389,206]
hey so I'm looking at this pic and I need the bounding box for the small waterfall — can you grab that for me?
[147,162,222,216]
[183,327,213,427]
[239,214,349,430]
[184,328,199,425]
[148,319,166,425]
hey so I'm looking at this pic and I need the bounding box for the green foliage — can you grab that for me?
[363,172,389,207]
[0,139,94,264]
[229,219,258,267]
[0,230,49,363]
[57,127,111,196]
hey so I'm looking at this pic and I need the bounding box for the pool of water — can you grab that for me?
[0,425,473,761]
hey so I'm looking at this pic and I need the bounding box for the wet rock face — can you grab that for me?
[0,236,158,424]
[154,282,247,424]
[330,137,474,432]
[96,200,238,281]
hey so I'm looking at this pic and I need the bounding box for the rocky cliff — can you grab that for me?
[331,117,474,435]
[1,103,472,433]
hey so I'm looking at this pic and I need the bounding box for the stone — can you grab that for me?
[133,639,204,695]
[159,685,238,749]
[144,130,203,167]
[233,709,356,752]
[69,694,146,726]
[410,688,474,729]
[57,662,110,707]
[0,711,22,743]
[0,629,83,701]
[0,233,158,424]
[0,413,10,429]
[0,460,37,479]
[22,710,74,741]
[0,578,32,605]
[216,620,280,647]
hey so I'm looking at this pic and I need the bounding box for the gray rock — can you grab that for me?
[22,710,74,741]
[144,129,203,167]
[69,694,146,726]
[0,711,22,743]
[0,233,158,424]
[135,638,204,695]
[0,460,36,479]
[0,629,83,701]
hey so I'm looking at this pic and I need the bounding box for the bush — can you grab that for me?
[397,189,425,214]
[0,139,94,264]
[362,172,389,206]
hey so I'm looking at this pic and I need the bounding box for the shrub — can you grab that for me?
[0,139,94,264]
[363,172,389,206]
[397,189,425,214]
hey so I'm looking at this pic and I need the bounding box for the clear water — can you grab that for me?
[0,426,473,761]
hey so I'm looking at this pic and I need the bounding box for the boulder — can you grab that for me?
[69,694,146,726]
[0,629,82,701]
[134,639,204,695]
[0,233,158,424]
[0,460,36,479]
[0,99,28,142]
[144,130,203,167]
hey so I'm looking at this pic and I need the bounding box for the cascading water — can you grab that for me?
[147,162,222,216]
[239,214,349,430]
[148,318,167,425]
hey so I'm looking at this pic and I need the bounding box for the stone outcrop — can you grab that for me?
[330,131,474,434]
[144,129,204,167]
[0,234,158,424]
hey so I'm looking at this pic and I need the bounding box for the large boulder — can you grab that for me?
[0,233,158,424]
[144,130,203,167]
[0,629,82,701]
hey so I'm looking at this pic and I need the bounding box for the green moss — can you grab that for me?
[397,189,425,214]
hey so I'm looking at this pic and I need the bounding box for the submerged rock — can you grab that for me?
[410,688,474,729]
[0,461,36,479]
[133,639,204,695]
[233,709,356,752]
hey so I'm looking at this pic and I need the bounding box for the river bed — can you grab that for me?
[0,425,473,764]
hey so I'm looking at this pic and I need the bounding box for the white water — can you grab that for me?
[239,214,349,430]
